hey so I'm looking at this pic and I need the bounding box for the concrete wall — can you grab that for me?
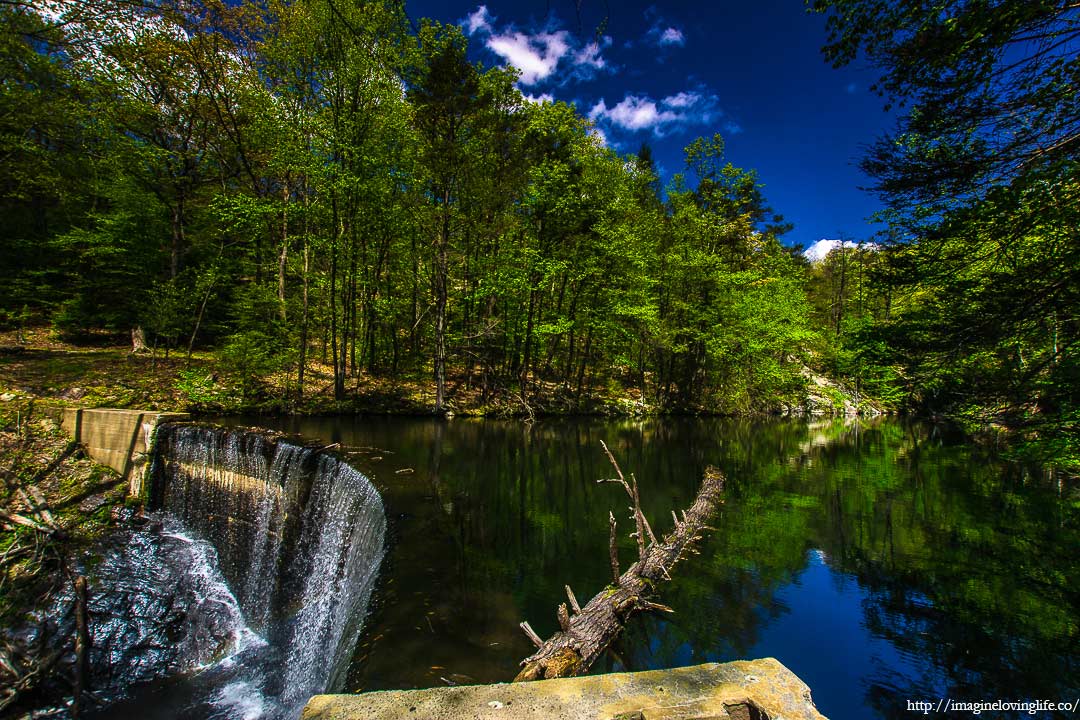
[302,659,827,720]
[61,408,190,496]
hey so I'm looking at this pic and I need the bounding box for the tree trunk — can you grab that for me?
[297,203,310,402]
[72,575,90,717]
[434,195,450,413]
[186,271,217,361]
[330,195,345,401]
[170,196,186,280]
[278,184,289,323]
[515,465,725,682]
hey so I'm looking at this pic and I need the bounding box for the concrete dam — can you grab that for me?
[60,409,824,720]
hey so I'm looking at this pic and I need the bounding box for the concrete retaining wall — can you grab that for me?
[302,658,827,720]
[61,408,190,496]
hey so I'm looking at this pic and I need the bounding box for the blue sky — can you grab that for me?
[404,0,894,251]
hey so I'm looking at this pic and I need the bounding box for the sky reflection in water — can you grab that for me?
[216,416,1078,720]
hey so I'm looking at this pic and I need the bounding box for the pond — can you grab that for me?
[214,415,1078,720]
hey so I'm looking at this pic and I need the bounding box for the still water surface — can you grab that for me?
[217,416,1078,720]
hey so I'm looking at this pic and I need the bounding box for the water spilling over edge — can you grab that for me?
[107,425,386,716]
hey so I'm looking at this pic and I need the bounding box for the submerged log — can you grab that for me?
[515,458,724,682]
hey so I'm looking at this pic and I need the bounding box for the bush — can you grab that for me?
[220,331,284,402]
[174,368,227,411]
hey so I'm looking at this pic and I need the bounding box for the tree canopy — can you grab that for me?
[810,0,1079,466]
[0,0,825,417]
[0,0,1074,468]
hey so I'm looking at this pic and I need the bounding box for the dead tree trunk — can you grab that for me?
[515,446,724,682]
[72,575,89,718]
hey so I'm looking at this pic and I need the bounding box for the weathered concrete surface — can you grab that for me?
[302,659,826,720]
[61,408,190,496]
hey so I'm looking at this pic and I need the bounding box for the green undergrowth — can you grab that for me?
[0,401,127,628]
[2,329,854,419]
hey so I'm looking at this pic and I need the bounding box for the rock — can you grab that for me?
[12,519,254,714]
[79,495,110,514]
[111,506,136,523]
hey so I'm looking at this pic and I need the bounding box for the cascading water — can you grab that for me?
[125,423,387,718]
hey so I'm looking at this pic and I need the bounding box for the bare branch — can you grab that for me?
[565,585,581,615]
[519,621,543,649]
[608,511,619,582]
[557,603,570,632]
[631,473,658,547]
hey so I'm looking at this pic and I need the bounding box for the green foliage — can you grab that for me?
[21,0,1076,458]
[51,200,167,336]
[219,332,276,402]
[143,278,184,345]
[808,0,1079,467]
[174,368,227,411]
[649,137,813,410]
[0,0,827,417]
[810,0,1079,210]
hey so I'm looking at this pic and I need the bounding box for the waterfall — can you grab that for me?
[146,423,386,717]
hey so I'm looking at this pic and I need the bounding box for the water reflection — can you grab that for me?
[215,415,1078,720]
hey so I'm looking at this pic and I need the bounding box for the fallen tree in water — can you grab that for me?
[515,442,725,681]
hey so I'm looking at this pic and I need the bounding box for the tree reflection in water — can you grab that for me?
[216,415,1078,720]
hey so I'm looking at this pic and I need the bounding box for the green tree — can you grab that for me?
[811,0,1079,466]
[652,135,810,410]
[810,0,1079,212]
[408,22,487,412]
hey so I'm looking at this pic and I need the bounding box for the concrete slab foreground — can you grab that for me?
[302,658,827,720]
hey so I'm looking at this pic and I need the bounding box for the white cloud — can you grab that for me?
[486,30,570,85]
[644,15,686,49]
[588,126,609,147]
[462,6,610,87]
[463,5,494,35]
[590,89,726,136]
[661,91,703,109]
[522,92,555,104]
[589,96,680,132]
[659,27,685,46]
[803,239,877,262]
[574,39,608,70]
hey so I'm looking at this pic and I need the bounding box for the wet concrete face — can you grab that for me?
[301,659,827,720]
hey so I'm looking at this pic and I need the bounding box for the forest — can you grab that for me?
[0,0,1076,469]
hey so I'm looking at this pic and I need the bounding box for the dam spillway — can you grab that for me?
[148,424,387,714]
[42,421,388,719]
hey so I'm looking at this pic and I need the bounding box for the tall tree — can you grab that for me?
[408,22,485,412]
[652,135,809,410]
[811,0,1080,463]
[811,0,1079,213]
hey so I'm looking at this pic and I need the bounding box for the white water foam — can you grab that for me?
[153,425,387,718]
[212,681,269,720]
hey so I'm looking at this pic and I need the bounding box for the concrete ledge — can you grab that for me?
[61,408,190,496]
[302,659,826,720]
